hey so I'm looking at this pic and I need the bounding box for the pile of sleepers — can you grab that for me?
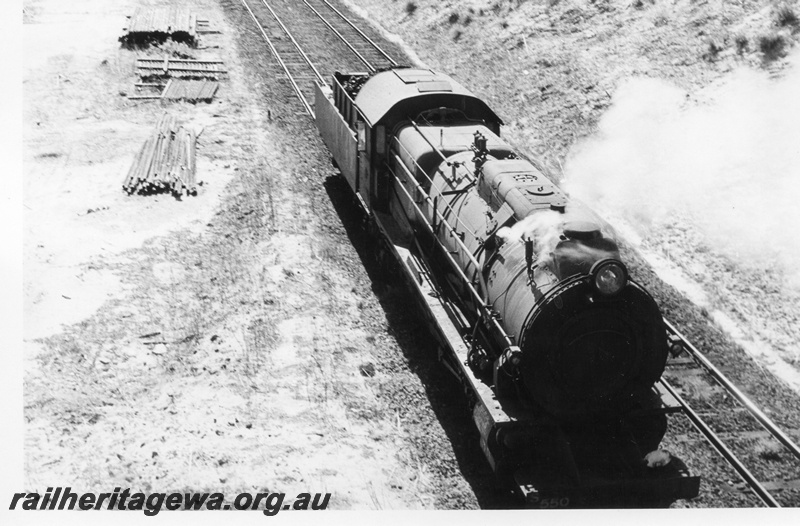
[128,78,219,103]
[129,58,225,102]
[136,57,227,80]
[121,7,199,47]
[122,114,198,197]
[161,79,218,102]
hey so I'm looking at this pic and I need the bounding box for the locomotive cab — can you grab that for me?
[317,68,503,212]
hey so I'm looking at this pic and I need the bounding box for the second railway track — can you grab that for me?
[239,0,399,117]
[662,322,800,506]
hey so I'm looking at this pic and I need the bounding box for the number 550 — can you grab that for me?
[537,497,570,508]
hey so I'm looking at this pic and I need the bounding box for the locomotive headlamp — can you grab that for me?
[590,259,628,296]
[497,346,523,376]
[668,334,685,357]
[505,347,523,367]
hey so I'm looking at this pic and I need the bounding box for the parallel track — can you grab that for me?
[239,0,399,117]
[663,321,800,506]
[237,0,800,507]
[240,0,325,116]
[301,0,398,72]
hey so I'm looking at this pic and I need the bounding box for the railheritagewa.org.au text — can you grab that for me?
[9,487,330,515]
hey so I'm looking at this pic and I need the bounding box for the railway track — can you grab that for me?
[239,0,398,117]
[662,321,800,506]
[235,0,800,507]
[300,0,398,73]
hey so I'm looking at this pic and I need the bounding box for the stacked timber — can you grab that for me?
[161,79,219,102]
[128,79,219,103]
[121,7,199,47]
[122,114,198,198]
[129,58,225,103]
[136,58,227,79]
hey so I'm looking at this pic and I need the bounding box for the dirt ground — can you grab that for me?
[20,0,478,512]
[14,0,800,516]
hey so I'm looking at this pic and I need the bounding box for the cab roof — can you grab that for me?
[353,68,503,127]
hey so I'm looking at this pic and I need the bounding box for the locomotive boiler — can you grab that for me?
[315,67,700,506]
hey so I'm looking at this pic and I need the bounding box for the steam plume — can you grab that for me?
[497,210,563,266]
[563,51,800,284]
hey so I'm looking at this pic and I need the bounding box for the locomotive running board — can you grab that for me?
[372,210,572,505]
[371,209,521,439]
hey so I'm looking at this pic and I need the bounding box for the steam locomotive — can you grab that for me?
[315,68,700,507]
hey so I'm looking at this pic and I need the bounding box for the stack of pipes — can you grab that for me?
[122,113,198,197]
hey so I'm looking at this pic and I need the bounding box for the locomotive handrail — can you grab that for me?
[392,153,485,294]
[409,120,478,184]
[408,120,460,169]
[665,319,800,462]
[391,136,480,242]
[391,154,515,350]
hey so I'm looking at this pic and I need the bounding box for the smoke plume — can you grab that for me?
[563,52,800,284]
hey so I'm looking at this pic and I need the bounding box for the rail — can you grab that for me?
[663,318,800,506]
[665,319,800,462]
[239,0,320,117]
[258,0,326,85]
[659,379,780,507]
[240,0,399,116]
[302,0,398,71]
[303,0,400,66]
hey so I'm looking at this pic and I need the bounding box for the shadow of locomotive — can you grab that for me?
[323,173,523,509]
